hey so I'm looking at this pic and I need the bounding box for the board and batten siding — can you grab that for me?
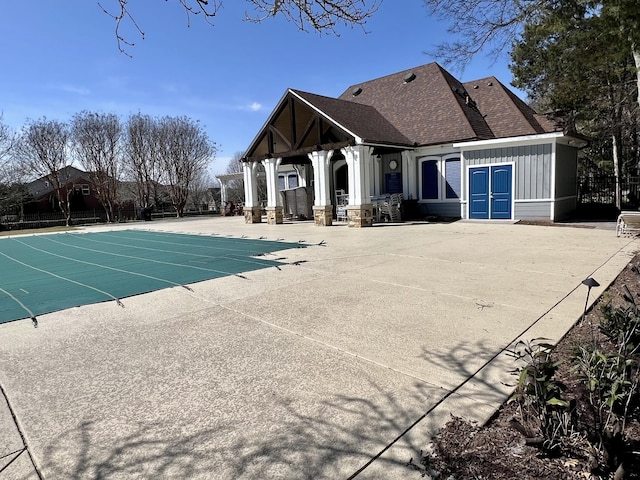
[555,143,578,198]
[465,144,553,200]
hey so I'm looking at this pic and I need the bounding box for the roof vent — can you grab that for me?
[351,87,362,97]
[403,72,417,84]
[473,85,479,89]
[487,81,493,86]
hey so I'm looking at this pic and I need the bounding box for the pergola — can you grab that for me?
[215,172,243,208]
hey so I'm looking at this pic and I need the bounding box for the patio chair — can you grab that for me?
[379,193,402,222]
[616,211,640,237]
[335,190,349,222]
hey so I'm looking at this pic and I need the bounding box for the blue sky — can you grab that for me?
[0,1,521,176]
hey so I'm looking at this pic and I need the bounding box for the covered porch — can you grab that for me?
[241,89,416,228]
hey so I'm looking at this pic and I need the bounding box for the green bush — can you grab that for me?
[508,338,572,454]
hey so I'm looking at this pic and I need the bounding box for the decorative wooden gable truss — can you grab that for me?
[244,90,355,163]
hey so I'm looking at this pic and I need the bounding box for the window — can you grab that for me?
[287,174,299,189]
[278,172,299,190]
[82,184,90,195]
[421,160,438,199]
[420,156,461,200]
[445,158,461,199]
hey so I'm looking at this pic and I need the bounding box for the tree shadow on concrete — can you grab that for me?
[34,420,224,480]
[21,343,518,480]
[23,379,439,479]
[226,379,438,479]
[418,339,518,414]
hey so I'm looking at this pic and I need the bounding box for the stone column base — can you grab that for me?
[313,205,333,226]
[265,206,284,225]
[347,204,374,228]
[244,206,262,224]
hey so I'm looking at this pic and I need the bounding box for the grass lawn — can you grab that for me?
[0,226,77,237]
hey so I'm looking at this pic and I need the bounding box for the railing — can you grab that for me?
[1,207,221,231]
[0,210,106,230]
[578,175,640,210]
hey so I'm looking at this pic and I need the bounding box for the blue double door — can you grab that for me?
[469,165,513,220]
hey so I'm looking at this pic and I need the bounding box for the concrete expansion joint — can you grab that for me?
[0,382,43,479]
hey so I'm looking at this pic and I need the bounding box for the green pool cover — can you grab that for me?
[0,230,302,324]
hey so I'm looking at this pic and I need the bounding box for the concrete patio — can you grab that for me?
[1,217,637,479]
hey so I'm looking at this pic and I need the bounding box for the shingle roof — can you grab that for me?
[244,62,559,159]
[337,63,494,146]
[290,89,412,146]
[26,165,88,198]
[462,76,562,138]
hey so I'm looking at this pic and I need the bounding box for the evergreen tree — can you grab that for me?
[509,1,638,208]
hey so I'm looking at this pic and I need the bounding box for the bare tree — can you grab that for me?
[156,116,216,217]
[17,118,74,226]
[71,111,123,222]
[223,152,248,205]
[0,115,14,181]
[244,0,381,33]
[99,0,380,55]
[123,113,163,216]
[423,0,547,68]
[187,169,213,212]
[0,119,30,218]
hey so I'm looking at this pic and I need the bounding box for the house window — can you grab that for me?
[421,156,462,201]
[82,184,90,195]
[287,173,299,189]
[421,160,438,199]
[278,173,299,190]
[445,158,461,199]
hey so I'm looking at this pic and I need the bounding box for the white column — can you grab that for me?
[402,150,417,200]
[216,177,228,205]
[242,162,259,207]
[261,157,283,208]
[308,150,334,206]
[373,154,381,196]
[342,145,371,205]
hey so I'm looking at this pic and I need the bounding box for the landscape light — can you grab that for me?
[581,277,600,323]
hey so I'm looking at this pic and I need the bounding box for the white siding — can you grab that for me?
[515,201,552,220]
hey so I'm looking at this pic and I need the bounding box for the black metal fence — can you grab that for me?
[1,210,107,230]
[0,208,219,231]
[578,175,640,210]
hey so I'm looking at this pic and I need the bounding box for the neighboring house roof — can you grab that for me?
[244,62,562,160]
[26,165,89,199]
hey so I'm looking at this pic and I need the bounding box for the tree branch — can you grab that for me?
[99,0,221,56]
[423,0,549,70]
[99,1,378,55]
